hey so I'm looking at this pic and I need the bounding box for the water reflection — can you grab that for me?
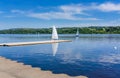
[0,34,120,78]
[99,54,120,64]
[52,43,59,56]
[75,36,79,41]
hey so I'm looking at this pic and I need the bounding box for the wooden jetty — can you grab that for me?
[0,26,72,47]
[0,40,71,47]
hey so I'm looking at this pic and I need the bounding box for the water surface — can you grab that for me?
[0,34,120,78]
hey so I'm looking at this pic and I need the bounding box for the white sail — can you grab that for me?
[76,29,79,37]
[52,26,58,40]
[52,43,58,56]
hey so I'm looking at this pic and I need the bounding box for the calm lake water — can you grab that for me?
[0,34,120,78]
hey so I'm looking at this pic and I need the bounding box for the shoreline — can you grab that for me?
[0,56,87,78]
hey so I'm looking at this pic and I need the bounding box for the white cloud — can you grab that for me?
[4,15,16,18]
[10,2,120,20]
[96,2,120,12]
[11,10,25,14]
[28,12,99,20]
[28,12,72,20]
[60,4,84,14]
[59,2,120,13]
[60,2,120,13]
[27,4,100,20]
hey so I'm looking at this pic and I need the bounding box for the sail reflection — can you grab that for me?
[52,43,59,56]
[75,36,79,41]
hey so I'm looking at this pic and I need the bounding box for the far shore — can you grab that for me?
[0,26,120,34]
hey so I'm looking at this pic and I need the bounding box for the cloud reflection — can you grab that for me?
[99,54,120,64]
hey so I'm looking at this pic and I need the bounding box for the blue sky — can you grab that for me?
[0,0,120,29]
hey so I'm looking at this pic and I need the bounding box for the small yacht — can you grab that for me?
[76,29,79,37]
[52,26,58,40]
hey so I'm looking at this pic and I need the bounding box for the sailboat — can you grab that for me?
[51,26,59,56]
[76,29,79,37]
[52,26,58,40]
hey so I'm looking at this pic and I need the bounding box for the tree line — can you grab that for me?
[0,26,120,34]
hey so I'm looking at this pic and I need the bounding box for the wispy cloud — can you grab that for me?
[28,2,120,20]
[60,4,84,14]
[96,2,120,12]
[28,12,99,20]
[4,15,16,18]
[9,2,120,20]
[11,9,25,14]
[107,19,120,25]
[27,4,100,20]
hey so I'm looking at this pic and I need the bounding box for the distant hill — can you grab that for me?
[0,26,120,34]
